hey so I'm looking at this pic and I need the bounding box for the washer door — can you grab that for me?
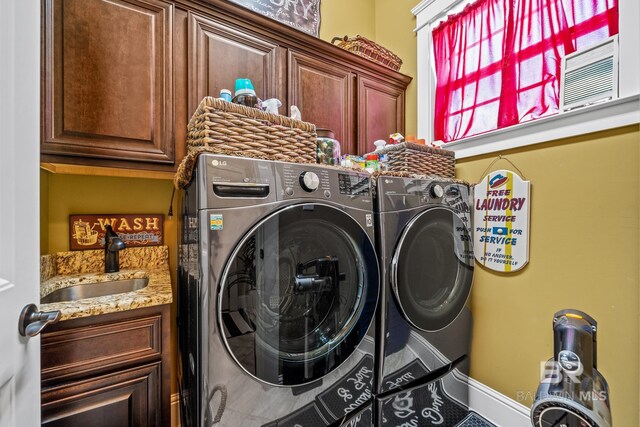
[391,207,473,332]
[219,204,379,386]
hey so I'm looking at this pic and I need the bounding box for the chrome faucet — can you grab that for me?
[104,225,126,273]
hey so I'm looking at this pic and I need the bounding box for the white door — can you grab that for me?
[0,1,43,426]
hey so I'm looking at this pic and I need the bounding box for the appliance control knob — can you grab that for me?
[430,184,444,198]
[299,171,319,192]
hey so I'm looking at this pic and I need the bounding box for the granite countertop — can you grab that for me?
[40,246,173,321]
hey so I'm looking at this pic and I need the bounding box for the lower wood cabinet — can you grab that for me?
[40,305,170,427]
[42,363,161,427]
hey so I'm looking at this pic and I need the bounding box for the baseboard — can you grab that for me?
[468,377,531,426]
[171,393,180,427]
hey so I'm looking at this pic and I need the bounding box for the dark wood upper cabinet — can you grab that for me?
[288,50,355,155]
[188,12,283,114]
[41,0,174,165]
[41,0,410,169]
[357,75,406,154]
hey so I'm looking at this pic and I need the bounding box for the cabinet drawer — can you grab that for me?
[42,362,161,427]
[42,314,162,383]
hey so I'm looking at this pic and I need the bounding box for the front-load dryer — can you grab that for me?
[373,175,475,427]
[178,154,379,426]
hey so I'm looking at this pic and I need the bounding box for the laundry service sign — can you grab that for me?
[473,170,530,272]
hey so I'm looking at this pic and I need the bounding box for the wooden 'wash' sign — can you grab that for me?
[69,214,163,250]
[228,0,321,37]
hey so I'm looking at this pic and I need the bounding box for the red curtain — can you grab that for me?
[432,0,619,143]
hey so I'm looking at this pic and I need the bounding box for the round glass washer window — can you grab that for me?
[392,207,473,332]
[219,204,379,386]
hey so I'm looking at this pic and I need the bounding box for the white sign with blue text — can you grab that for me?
[473,170,530,272]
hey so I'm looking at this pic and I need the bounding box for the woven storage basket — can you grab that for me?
[331,35,402,71]
[377,142,455,178]
[186,97,317,161]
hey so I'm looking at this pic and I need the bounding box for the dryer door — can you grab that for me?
[219,203,379,386]
[391,207,474,332]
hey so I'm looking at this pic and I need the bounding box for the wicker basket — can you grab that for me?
[331,35,402,71]
[377,142,455,178]
[186,97,317,161]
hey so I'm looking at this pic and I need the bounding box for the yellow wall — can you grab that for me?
[44,174,176,254]
[40,171,49,254]
[319,0,376,42]
[456,125,640,424]
[41,172,179,393]
[319,0,418,137]
[374,0,418,137]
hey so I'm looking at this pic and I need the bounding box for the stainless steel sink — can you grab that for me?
[41,278,149,304]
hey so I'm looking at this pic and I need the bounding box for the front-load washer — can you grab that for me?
[178,154,379,426]
[373,175,475,426]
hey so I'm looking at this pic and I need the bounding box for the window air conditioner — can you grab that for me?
[560,35,619,111]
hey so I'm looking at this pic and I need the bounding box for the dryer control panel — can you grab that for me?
[377,176,471,214]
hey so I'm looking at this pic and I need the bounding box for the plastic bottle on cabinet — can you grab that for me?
[373,140,388,171]
[232,78,259,108]
[365,154,379,173]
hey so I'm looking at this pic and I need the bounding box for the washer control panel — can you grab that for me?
[429,184,444,199]
[198,154,372,208]
[299,171,320,192]
[338,173,370,196]
[282,165,331,197]
[278,164,370,204]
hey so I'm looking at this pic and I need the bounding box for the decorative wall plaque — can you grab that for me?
[228,0,321,37]
[473,170,530,272]
[69,214,164,250]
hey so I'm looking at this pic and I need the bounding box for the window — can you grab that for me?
[432,0,618,143]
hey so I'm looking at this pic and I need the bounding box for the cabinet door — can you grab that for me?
[42,0,174,164]
[188,12,283,114]
[288,50,355,155]
[41,314,162,385]
[357,76,405,154]
[41,363,161,427]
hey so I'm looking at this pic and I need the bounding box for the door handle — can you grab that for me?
[18,303,61,337]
